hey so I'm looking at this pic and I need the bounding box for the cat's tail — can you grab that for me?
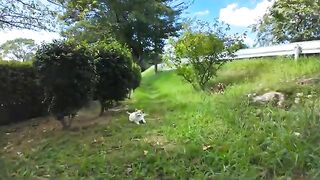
[126,111,131,115]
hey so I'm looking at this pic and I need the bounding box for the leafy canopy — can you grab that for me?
[175,32,224,60]
[253,0,320,46]
[61,0,189,69]
[0,38,37,61]
[172,20,245,90]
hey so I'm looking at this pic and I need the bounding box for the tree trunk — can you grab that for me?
[57,114,75,130]
[99,105,105,116]
[132,48,145,70]
[68,116,74,128]
[99,100,105,116]
[59,117,69,130]
[154,63,158,73]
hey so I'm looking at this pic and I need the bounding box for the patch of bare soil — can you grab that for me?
[0,102,129,157]
[142,133,177,152]
[1,116,59,157]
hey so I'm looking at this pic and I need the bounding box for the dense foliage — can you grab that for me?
[253,0,320,46]
[0,61,46,125]
[172,21,244,90]
[93,41,141,115]
[0,38,37,62]
[61,0,188,69]
[34,40,95,129]
[174,32,224,90]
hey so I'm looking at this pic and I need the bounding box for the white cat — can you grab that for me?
[250,91,285,107]
[127,110,147,125]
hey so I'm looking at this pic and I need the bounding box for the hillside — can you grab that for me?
[1,57,320,179]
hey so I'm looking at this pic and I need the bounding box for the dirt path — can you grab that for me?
[0,102,129,157]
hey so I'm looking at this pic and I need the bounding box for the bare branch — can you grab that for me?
[0,0,62,31]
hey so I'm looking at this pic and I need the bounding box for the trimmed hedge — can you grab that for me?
[92,41,142,116]
[34,40,96,129]
[0,61,47,125]
[0,41,143,126]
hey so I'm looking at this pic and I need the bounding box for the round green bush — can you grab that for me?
[34,40,95,128]
[92,41,141,115]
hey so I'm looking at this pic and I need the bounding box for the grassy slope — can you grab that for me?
[1,57,320,179]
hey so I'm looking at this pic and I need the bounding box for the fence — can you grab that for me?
[234,40,320,59]
[156,40,320,71]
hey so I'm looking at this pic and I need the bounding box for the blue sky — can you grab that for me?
[184,0,274,46]
[0,0,274,47]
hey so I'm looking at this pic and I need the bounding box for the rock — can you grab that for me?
[202,145,212,151]
[16,151,23,157]
[296,92,303,97]
[293,132,301,137]
[251,91,285,107]
[126,167,133,175]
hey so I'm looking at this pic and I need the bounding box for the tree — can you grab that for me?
[174,32,224,90]
[93,41,141,116]
[0,38,37,61]
[144,52,163,73]
[171,21,244,90]
[61,0,189,69]
[0,0,62,31]
[34,40,95,129]
[253,0,320,46]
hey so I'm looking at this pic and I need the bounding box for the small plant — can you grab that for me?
[172,21,245,90]
[34,40,95,129]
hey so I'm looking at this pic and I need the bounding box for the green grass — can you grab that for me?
[1,57,320,179]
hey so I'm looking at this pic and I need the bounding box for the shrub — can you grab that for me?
[0,61,47,125]
[130,63,142,91]
[34,40,95,129]
[93,41,141,116]
[172,21,244,90]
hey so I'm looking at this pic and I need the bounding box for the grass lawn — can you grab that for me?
[1,57,320,179]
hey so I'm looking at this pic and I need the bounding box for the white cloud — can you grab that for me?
[0,29,61,45]
[194,10,210,16]
[219,0,274,27]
